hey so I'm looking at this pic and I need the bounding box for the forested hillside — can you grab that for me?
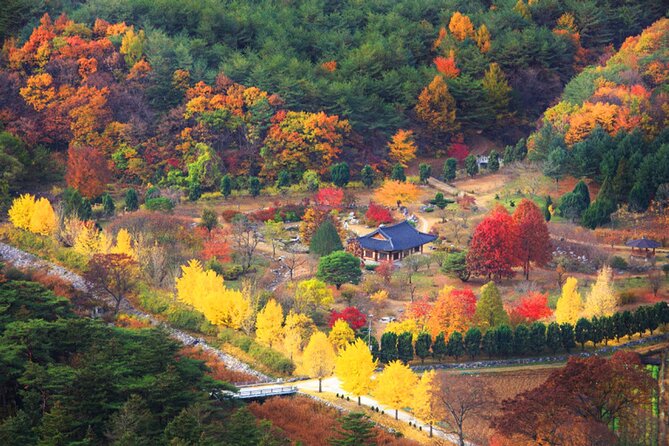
[530,18,669,227]
[0,1,666,202]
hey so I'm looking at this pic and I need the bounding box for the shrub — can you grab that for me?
[609,256,628,270]
[222,264,243,280]
[167,307,205,332]
[248,343,295,375]
[144,197,174,212]
[137,287,171,314]
[220,209,242,222]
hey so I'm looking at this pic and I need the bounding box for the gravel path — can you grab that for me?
[0,242,273,384]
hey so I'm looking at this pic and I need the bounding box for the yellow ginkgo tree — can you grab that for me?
[255,299,284,348]
[281,311,316,361]
[9,194,57,236]
[335,338,377,405]
[111,228,137,259]
[302,331,336,392]
[372,360,417,420]
[328,319,354,352]
[175,259,252,330]
[583,265,618,318]
[412,370,441,437]
[555,277,583,324]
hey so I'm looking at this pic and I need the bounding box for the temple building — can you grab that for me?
[357,220,436,262]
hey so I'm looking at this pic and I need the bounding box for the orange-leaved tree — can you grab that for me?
[427,286,476,338]
[373,180,421,208]
[387,129,417,167]
[415,75,459,134]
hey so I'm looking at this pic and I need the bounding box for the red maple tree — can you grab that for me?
[329,306,367,330]
[512,199,552,280]
[509,291,553,324]
[466,206,520,280]
[365,202,393,226]
[314,187,344,208]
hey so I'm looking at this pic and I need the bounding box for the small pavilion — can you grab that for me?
[357,221,436,262]
[626,237,661,259]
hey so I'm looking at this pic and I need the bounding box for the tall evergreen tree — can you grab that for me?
[447,331,464,358]
[390,163,406,182]
[464,327,482,359]
[397,332,414,364]
[414,332,432,363]
[330,162,350,187]
[432,332,447,360]
[360,165,375,188]
[443,158,457,182]
[380,332,399,363]
[310,220,343,257]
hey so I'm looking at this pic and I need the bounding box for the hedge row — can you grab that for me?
[373,302,669,363]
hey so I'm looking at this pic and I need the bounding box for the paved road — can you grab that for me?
[293,376,468,445]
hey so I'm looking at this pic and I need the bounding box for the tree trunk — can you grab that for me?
[357,396,361,405]
[114,295,123,315]
[318,378,322,393]
[395,409,398,420]
[429,423,433,437]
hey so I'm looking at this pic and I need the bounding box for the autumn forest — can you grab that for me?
[0,0,668,445]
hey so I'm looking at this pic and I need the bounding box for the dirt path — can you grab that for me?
[0,241,273,383]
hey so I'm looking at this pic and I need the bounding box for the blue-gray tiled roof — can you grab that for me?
[357,220,436,252]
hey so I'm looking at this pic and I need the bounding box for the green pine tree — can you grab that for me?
[310,220,343,257]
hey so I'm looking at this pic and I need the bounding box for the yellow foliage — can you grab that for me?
[448,12,474,41]
[255,299,284,348]
[293,278,334,313]
[301,331,336,386]
[385,318,420,340]
[514,0,531,19]
[373,180,421,207]
[111,228,136,259]
[412,370,440,425]
[328,319,355,352]
[557,13,577,33]
[282,311,316,361]
[335,338,377,400]
[73,224,111,257]
[583,265,618,318]
[388,129,417,167]
[372,361,417,418]
[29,198,57,236]
[8,194,36,230]
[555,277,583,324]
[175,259,252,329]
[20,73,55,111]
[370,289,389,303]
[474,24,491,53]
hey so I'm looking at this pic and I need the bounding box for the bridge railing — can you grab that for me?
[237,386,298,398]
